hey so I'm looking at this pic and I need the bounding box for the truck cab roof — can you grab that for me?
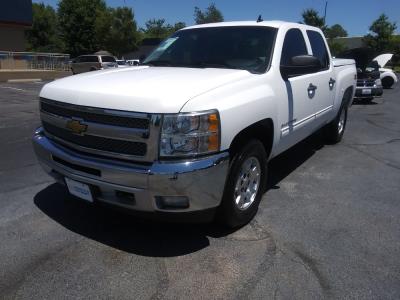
[183,20,323,32]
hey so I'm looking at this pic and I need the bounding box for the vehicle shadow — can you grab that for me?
[34,184,234,257]
[352,98,379,105]
[266,130,325,190]
[34,132,326,257]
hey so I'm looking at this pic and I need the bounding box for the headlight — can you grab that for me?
[160,110,220,157]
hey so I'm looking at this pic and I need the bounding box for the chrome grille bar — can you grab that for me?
[39,98,161,162]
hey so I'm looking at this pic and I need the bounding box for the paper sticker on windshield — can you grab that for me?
[158,37,179,50]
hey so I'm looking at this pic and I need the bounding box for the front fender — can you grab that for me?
[180,74,279,152]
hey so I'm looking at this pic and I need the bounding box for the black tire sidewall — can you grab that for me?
[382,76,394,89]
[219,140,267,228]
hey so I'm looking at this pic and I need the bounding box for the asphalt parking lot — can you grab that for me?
[0,81,399,299]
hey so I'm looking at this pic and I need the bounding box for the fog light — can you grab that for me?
[155,196,189,209]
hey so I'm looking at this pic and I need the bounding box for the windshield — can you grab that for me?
[143,26,277,73]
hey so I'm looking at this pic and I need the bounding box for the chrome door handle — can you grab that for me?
[308,83,317,98]
[308,83,317,91]
[329,78,336,90]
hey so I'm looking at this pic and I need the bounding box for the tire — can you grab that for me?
[324,102,348,144]
[382,76,394,89]
[218,140,267,228]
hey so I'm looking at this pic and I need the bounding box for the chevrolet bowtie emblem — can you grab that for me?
[66,119,87,135]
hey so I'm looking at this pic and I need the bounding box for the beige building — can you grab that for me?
[0,0,32,52]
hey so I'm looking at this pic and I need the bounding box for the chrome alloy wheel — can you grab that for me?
[234,157,261,210]
[338,108,346,135]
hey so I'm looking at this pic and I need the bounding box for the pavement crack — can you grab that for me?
[284,246,333,298]
[343,144,400,171]
[344,138,400,146]
[366,119,400,133]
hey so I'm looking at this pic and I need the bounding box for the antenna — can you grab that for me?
[257,15,263,23]
[323,1,328,24]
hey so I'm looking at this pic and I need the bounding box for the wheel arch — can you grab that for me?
[342,85,354,107]
[228,118,274,160]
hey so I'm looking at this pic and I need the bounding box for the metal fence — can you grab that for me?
[0,51,70,71]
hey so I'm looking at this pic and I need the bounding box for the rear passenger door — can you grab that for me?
[305,30,336,126]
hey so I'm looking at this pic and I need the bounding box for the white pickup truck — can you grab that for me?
[33,21,356,227]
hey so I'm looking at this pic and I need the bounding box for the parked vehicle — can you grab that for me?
[126,59,140,66]
[33,21,356,227]
[338,48,382,102]
[116,59,129,68]
[71,55,117,74]
[373,53,398,88]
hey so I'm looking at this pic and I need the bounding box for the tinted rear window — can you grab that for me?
[80,56,98,63]
[102,56,116,62]
[307,30,329,69]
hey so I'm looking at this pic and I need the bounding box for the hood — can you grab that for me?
[338,47,376,70]
[40,66,251,113]
[373,53,393,68]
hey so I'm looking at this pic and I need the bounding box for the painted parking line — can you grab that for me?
[0,86,26,92]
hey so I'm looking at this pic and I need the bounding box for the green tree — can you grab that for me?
[364,14,397,53]
[141,18,173,38]
[328,40,347,56]
[172,22,186,32]
[301,8,326,31]
[26,3,64,52]
[104,7,139,57]
[194,3,224,24]
[326,24,348,39]
[58,0,108,57]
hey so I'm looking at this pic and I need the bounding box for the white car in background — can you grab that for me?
[373,54,398,88]
[126,59,140,66]
[116,60,129,68]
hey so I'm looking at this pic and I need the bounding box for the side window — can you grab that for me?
[101,56,116,63]
[87,56,99,62]
[306,30,329,70]
[280,29,308,66]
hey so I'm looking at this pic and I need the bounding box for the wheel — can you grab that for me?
[324,102,348,144]
[382,76,394,89]
[218,140,267,228]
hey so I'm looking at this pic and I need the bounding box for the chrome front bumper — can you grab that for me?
[33,127,229,217]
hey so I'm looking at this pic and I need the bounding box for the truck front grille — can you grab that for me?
[357,79,375,87]
[43,122,147,156]
[40,98,161,162]
[41,101,150,129]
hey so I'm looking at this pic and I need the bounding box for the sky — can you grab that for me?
[33,0,400,36]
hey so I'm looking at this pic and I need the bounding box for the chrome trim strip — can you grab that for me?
[281,113,315,134]
[315,105,333,116]
[41,97,151,120]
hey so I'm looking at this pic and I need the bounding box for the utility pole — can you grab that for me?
[323,1,328,24]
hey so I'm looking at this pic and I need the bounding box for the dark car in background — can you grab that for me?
[71,55,117,74]
[339,48,383,102]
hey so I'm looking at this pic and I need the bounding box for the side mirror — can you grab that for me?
[280,55,322,79]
